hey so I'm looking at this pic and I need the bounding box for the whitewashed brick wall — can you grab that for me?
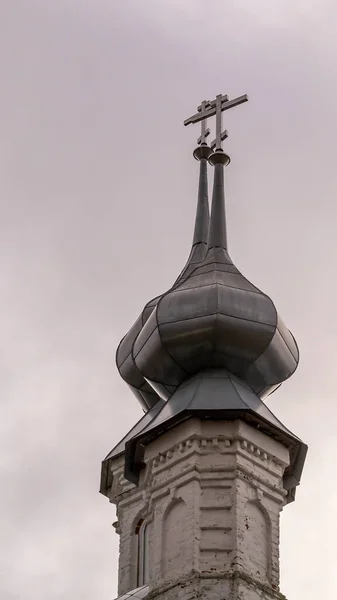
[108,419,290,600]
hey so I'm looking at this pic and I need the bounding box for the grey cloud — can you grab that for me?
[1,0,336,598]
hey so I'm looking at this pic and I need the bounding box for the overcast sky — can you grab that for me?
[1,1,337,599]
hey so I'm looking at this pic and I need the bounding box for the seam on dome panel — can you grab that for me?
[158,310,277,328]
[160,278,272,298]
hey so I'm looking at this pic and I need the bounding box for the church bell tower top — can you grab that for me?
[100,95,308,600]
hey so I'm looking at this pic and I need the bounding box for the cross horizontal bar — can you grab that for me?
[184,94,248,126]
[187,97,228,126]
[210,129,228,149]
[197,128,210,145]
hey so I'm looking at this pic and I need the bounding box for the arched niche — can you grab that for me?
[244,500,271,581]
[162,499,188,579]
[134,518,149,586]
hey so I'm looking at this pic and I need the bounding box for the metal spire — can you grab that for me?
[208,158,228,249]
[192,152,209,249]
[173,103,212,284]
[185,92,248,250]
[174,147,210,284]
[191,100,212,251]
[189,99,212,253]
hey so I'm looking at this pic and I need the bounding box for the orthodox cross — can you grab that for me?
[196,100,211,146]
[184,93,248,151]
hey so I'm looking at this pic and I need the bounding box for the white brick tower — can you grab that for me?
[101,371,306,600]
[101,95,307,600]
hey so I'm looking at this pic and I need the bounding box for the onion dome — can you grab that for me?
[116,144,212,411]
[130,147,299,402]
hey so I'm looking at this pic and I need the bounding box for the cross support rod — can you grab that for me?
[198,100,211,145]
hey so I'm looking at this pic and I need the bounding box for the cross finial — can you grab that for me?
[196,100,211,146]
[184,92,248,152]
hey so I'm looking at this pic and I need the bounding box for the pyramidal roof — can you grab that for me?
[101,369,307,502]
